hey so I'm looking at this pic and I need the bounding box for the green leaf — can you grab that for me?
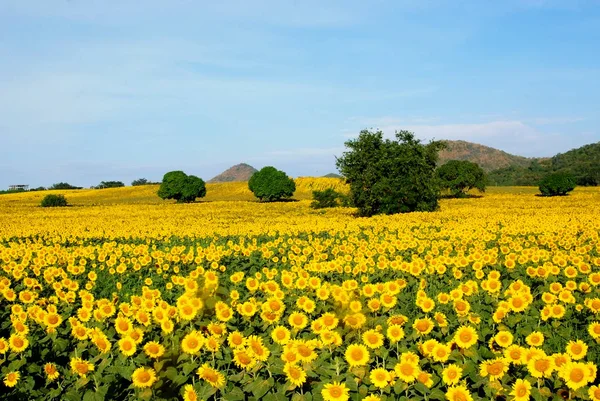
[252,377,274,399]
[222,386,245,401]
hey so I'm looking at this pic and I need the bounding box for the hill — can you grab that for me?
[439,140,536,172]
[323,173,342,178]
[487,142,600,186]
[209,163,257,183]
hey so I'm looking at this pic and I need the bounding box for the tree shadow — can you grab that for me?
[439,194,484,199]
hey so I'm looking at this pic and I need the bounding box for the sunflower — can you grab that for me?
[118,336,137,357]
[553,353,571,369]
[565,340,588,360]
[288,312,308,330]
[525,331,544,347]
[363,396,382,401]
[454,326,478,349]
[114,316,133,335]
[93,334,112,354]
[0,338,8,354]
[559,362,591,390]
[588,322,600,340]
[247,336,270,361]
[182,384,198,401]
[44,363,60,381]
[446,385,474,401]
[233,349,256,370]
[181,331,204,355]
[369,368,390,389]
[131,367,157,389]
[70,357,94,378]
[227,331,245,348]
[412,317,434,336]
[8,335,28,353]
[510,378,531,401]
[494,330,513,348]
[431,343,451,363]
[345,344,370,367]
[143,341,165,359]
[271,326,291,345]
[589,385,600,401]
[283,363,307,387]
[321,381,350,401]
[3,371,19,388]
[394,361,419,383]
[362,329,384,349]
[442,364,463,386]
[197,364,225,389]
[294,340,318,362]
[386,325,405,343]
[527,355,555,379]
[479,358,509,381]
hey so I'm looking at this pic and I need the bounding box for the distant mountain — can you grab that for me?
[439,140,537,172]
[323,173,342,178]
[209,163,258,183]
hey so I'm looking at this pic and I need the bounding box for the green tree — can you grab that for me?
[248,166,295,201]
[311,188,341,209]
[41,194,68,207]
[95,181,125,189]
[437,160,486,197]
[157,171,206,203]
[336,130,446,216]
[539,173,576,196]
[132,178,148,186]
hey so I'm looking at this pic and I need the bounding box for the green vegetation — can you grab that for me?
[157,171,207,203]
[488,142,600,186]
[248,166,296,201]
[310,188,343,209]
[50,182,82,190]
[539,173,576,196]
[95,181,125,189]
[336,129,446,216]
[40,194,68,207]
[437,160,486,197]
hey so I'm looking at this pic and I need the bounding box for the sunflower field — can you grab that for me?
[1,182,600,401]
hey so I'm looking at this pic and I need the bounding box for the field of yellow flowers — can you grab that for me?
[1,180,599,401]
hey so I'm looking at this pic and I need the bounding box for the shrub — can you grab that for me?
[41,194,68,207]
[95,181,125,189]
[248,167,296,201]
[50,182,82,190]
[158,171,206,203]
[539,173,576,196]
[132,178,149,186]
[437,160,486,197]
[311,188,341,209]
[336,130,446,216]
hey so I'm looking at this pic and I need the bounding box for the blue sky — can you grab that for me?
[1,0,599,188]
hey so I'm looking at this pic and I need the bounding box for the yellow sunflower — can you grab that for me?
[394,361,419,383]
[70,357,94,378]
[131,367,157,389]
[527,355,555,379]
[565,340,588,360]
[369,368,390,389]
[118,336,137,357]
[283,363,307,387]
[479,358,509,381]
[589,385,600,401]
[182,384,198,401]
[510,378,531,401]
[345,344,370,367]
[3,371,19,388]
[454,326,478,349]
[143,341,165,359]
[44,363,60,381]
[321,381,350,401]
[181,331,204,355]
[362,329,384,349]
[559,362,591,390]
[196,364,225,389]
[8,335,29,353]
[446,385,474,401]
[442,364,463,386]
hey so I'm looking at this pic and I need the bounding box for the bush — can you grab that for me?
[336,129,446,216]
[539,173,576,196]
[95,181,125,189]
[437,160,486,197]
[158,171,206,203]
[311,188,341,209]
[50,182,82,190]
[41,194,68,207]
[248,167,296,201]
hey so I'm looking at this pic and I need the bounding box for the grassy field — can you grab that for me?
[0,180,599,400]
